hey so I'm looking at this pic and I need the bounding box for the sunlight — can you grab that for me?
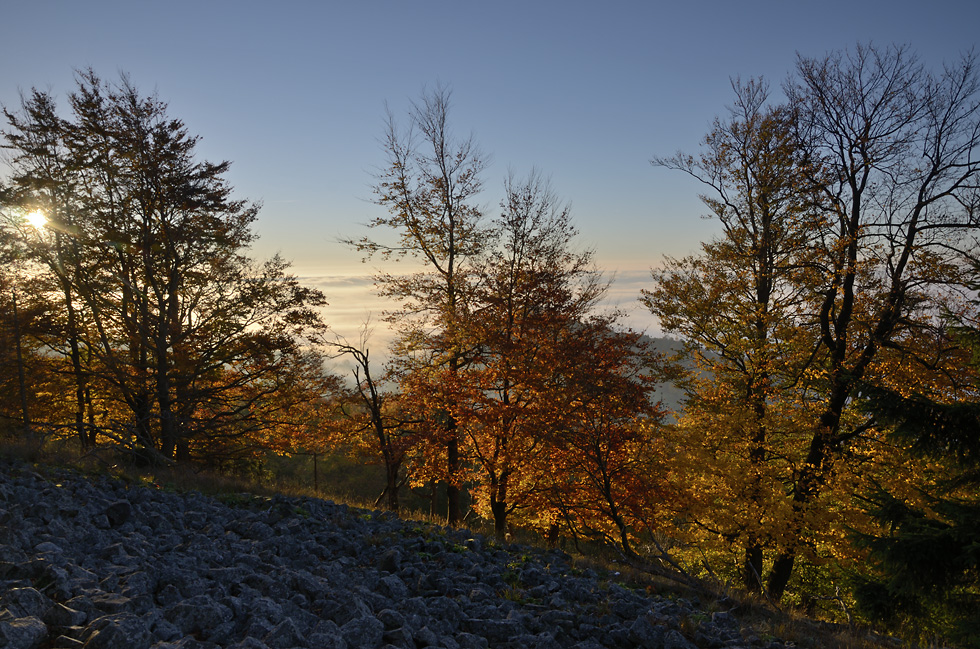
[25,210,47,230]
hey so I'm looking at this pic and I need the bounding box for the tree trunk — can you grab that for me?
[743,543,764,591]
[744,387,767,592]
[157,363,177,459]
[64,293,89,450]
[765,407,839,599]
[384,459,401,512]
[447,427,461,525]
[11,291,31,435]
[490,471,509,539]
[766,552,796,601]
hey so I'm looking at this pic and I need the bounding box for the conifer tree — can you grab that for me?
[853,314,980,645]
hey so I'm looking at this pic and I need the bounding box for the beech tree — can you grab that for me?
[848,262,980,643]
[0,272,67,437]
[541,320,671,561]
[331,334,418,512]
[646,45,980,600]
[457,171,608,537]
[766,43,980,599]
[2,89,95,447]
[346,84,490,525]
[1,70,335,463]
[644,78,825,592]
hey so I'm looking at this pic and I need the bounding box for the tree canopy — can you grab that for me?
[0,70,337,465]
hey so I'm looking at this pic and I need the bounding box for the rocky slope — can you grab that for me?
[0,459,788,649]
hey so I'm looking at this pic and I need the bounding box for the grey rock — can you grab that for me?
[377,574,409,599]
[376,608,406,630]
[0,616,48,649]
[34,541,64,555]
[413,625,440,647]
[164,595,231,634]
[664,629,698,649]
[227,639,271,649]
[154,584,183,607]
[712,611,739,629]
[1,587,52,619]
[382,625,415,648]
[0,457,791,649]
[629,614,667,649]
[89,593,131,614]
[309,620,347,649]
[44,603,88,628]
[264,617,308,649]
[340,615,384,649]
[103,501,131,527]
[378,547,402,573]
[569,642,605,649]
[455,632,490,649]
[470,618,523,642]
[157,639,220,649]
[79,613,153,649]
[249,596,284,622]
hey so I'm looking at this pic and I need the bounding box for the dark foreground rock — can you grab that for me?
[0,459,781,649]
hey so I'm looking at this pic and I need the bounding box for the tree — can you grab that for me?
[0,275,65,438]
[1,70,336,463]
[541,320,672,563]
[854,386,980,646]
[331,331,419,512]
[456,170,609,538]
[646,44,980,601]
[346,84,490,525]
[644,78,824,592]
[2,88,95,447]
[765,43,980,599]
[851,281,980,645]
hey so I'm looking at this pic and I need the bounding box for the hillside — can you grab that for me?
[0,458,879,649]
[643,336,689,415]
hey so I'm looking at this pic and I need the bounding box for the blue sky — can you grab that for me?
[2,1,977,341]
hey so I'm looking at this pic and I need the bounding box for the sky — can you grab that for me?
[2,1,978,350]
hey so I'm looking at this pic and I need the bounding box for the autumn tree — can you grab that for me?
[851,277,980,645]
[330,332,419,512]
[541,321,672,562]
[765,43,980,599]
[456,171,609,538]
[346,84,490,525]
[1,70,335,463]
[644,78,824,592]
[2,89,96,447]
[0,273,62,437]
[647,45,980,601]
[453,178,671,547]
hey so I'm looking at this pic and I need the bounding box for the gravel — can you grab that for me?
[0,458,788,649]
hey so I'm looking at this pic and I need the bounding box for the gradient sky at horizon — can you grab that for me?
[2,1,977,346]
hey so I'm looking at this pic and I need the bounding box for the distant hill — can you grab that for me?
[639,335,689,415]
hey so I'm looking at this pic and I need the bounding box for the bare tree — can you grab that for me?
[345,84,490,525]
[332,329,414,512]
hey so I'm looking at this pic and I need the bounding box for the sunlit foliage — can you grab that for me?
[1,71,338,464]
